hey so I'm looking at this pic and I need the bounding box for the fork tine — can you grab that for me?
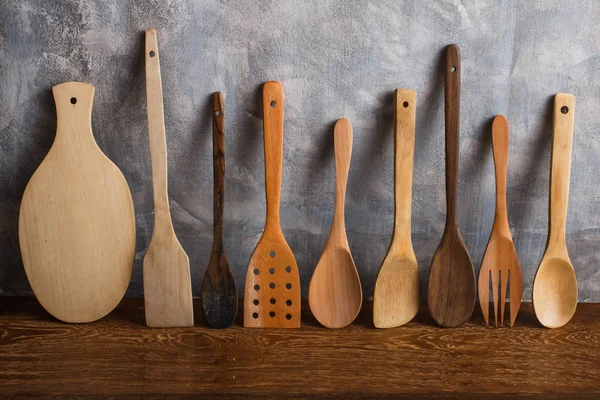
[490,267,499,327]
[509,263,524,327]
[499,266,509,327]
[478,265,490,326]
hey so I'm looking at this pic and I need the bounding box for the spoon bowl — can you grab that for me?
[373,254,419,328]
[533,257,577,328]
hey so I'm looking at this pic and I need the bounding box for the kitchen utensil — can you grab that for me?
[478,115,523,327]
[143,29,193,328]
[19,81,135,323]
[308,118,362,329]
[373,89,420,328]
[532,93,578,329]
[244,81,301,328]
[427,44,476,327]
[201,92,238,329]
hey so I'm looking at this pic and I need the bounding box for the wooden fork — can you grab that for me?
[478,115,523,327]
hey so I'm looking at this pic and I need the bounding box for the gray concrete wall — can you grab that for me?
[1,0,599,301]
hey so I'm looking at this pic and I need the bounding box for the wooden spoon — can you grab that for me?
[532,93,578,329]
[373,89,420,328]
[244,81,301,328]
[478,115,523,327]
[143,29,193,328]
[308,118,363,329]
[19,82,136,323]
[427,44,476,328]
[201,92,238,329]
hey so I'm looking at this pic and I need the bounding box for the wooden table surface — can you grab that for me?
[0,297,598,399]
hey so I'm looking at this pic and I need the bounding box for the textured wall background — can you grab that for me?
[1,0,599,301]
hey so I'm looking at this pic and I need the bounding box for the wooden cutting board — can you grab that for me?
[19,82,136,323]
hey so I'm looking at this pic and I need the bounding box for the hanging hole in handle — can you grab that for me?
[403,101,409,108]
[561,106,569,114]
[70,97,77,105]
[270,101,276,108]
[450,66,456,72]
[149,50,156,57]
[215,110,220,116]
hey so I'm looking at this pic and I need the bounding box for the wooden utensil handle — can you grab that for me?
[549,93,576,246]
[212,92,225,249]
[393,89,416,247]
[262,81,284,230]
[52,82,95,140]
[491,115,509,222]
[332,118,353,230]
[444,44,461,227]
[145,29,172,226]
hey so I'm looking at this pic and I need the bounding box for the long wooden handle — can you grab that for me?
[262,81,284,231]
[549,93,576,247]
[145,29,172,227]
[332,118,353,232]
[392,89,416,248]
[492,115,509,230]
[212,92,225,250]
[444,44,460,227]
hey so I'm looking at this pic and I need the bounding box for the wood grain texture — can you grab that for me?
[427,44,476,328]
[201,92,238,329]
[244,81,301,328]
[308,118,362,328]
[143,29,193,328]
[373,89,420,328]
[532,93,578,329]
[478,115,523,327]
[18,82,135,323]
[1,298,599,399]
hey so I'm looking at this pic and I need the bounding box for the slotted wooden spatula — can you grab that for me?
[201,92,238,328]
[308,118,362,329]
[19,82,136,323]
[373,89,420,328]
[478,115,523,327]
[427,44,476,327]
[143,29,193,328]
[244,81,301,328]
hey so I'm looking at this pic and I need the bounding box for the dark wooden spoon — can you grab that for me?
[427,44,476,328]
[201,92,238,328]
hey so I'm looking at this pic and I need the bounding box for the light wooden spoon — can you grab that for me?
[532,93,578,329]
[143,29,193,328]
[308,118,363,329]
[373,89,420,328]
[427,44,476,328]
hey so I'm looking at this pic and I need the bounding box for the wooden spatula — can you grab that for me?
[201,92,238,328]
[373,89,420,328]
[478,115,523,327]
[308,118,362,329]
[427,44,476,328]
[19,81,136,323]
[244,81,301,328]
[143,29,193,328]
[533,93,578,329]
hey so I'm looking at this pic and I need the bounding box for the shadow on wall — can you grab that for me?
[346,89,396,299]
[291,118,336,297]
[413,47,448,300]
[510,96,554,288]
[1,88,57,295]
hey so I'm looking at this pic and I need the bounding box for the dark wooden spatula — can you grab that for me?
[427,44,476,328]
[201,92,238,328]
